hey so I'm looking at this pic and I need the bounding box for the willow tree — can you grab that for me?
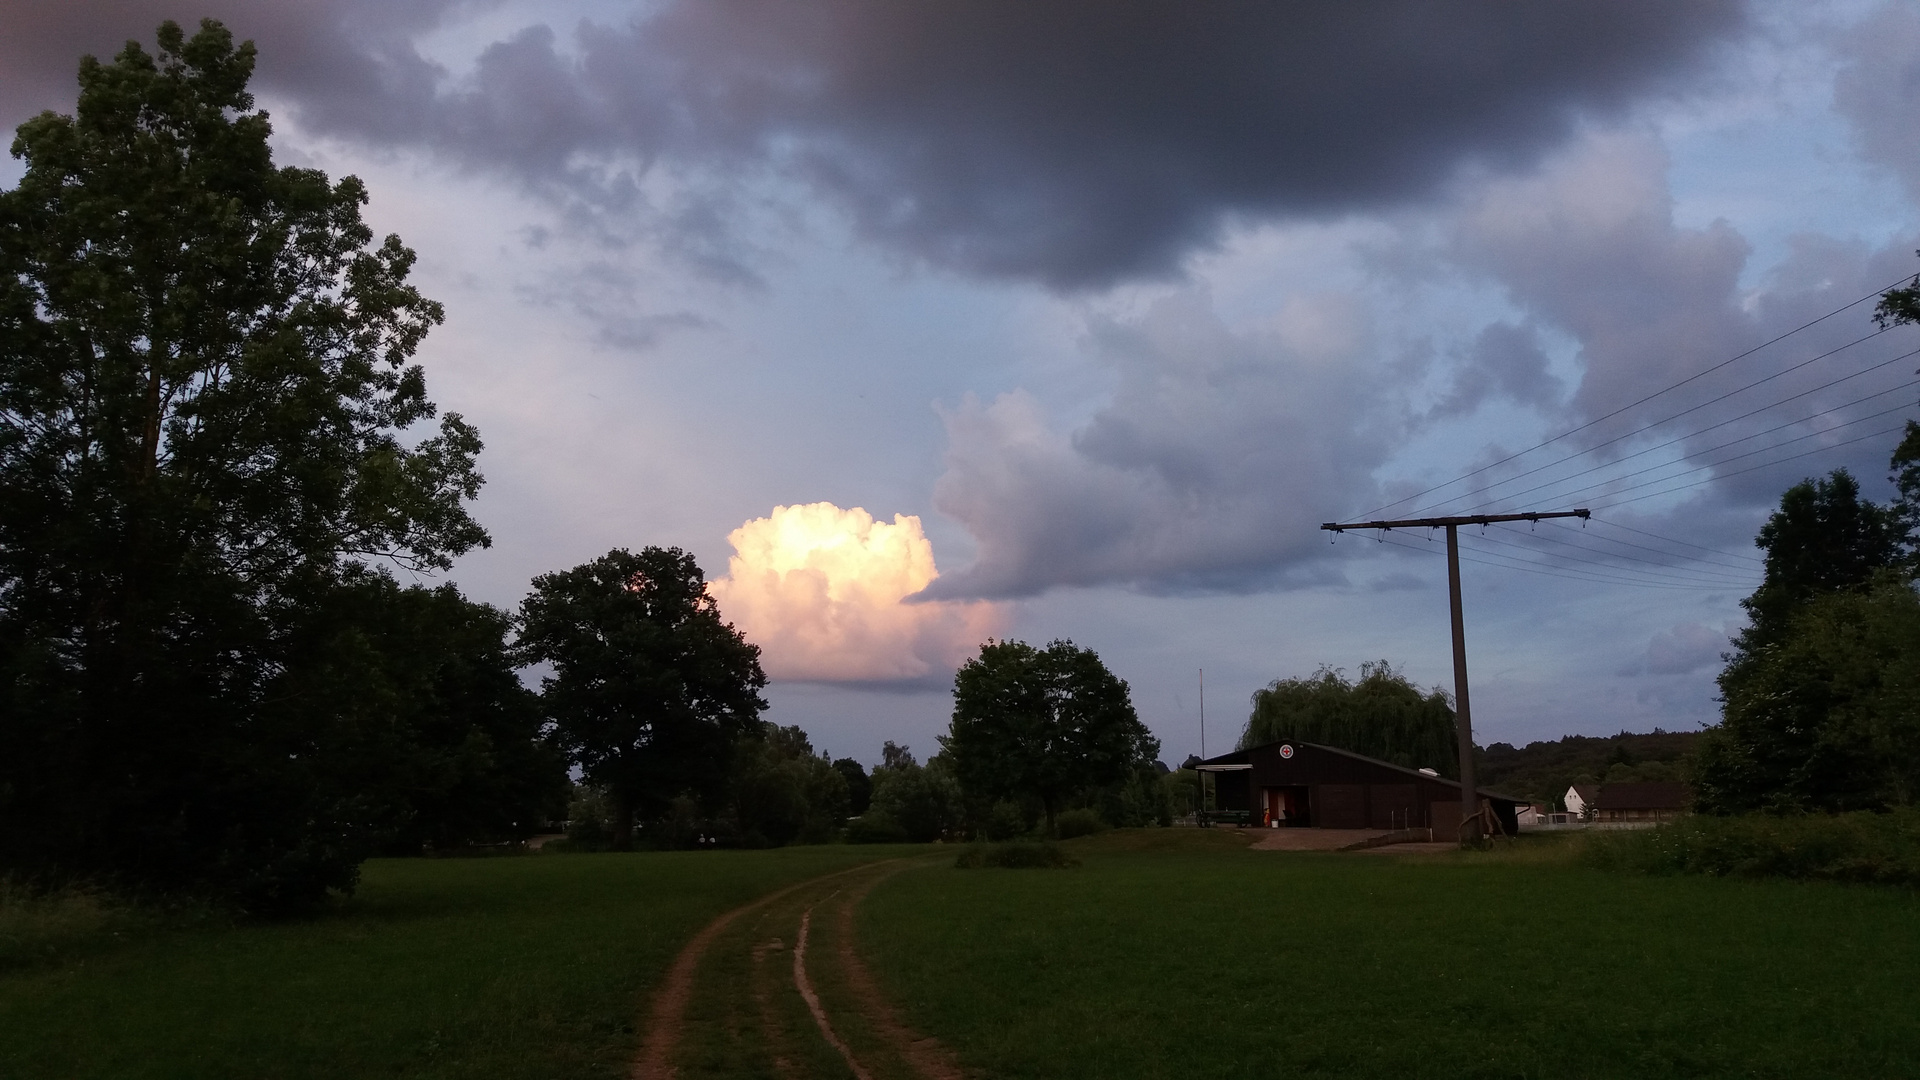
[1241,662,1457,776]
[0,22,487,908]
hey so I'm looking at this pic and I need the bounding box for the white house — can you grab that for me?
[1564,784,1598,818]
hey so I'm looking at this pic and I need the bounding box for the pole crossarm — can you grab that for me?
[1316,503,1589,847]
[1320,509,1589,532]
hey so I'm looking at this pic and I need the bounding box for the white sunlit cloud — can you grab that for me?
[708,502,1007,682]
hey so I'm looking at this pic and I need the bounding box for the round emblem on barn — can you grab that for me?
[1279,744,1294,759]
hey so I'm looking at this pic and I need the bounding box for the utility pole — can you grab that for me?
[1320,509,1589,845]
[1198,668,1206,760]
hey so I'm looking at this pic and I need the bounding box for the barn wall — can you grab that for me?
[1220,741,1517,832]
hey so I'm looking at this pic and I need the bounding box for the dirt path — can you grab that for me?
[828,867,967,1080]
[631,857,963,1080]
[793,902,872,1080]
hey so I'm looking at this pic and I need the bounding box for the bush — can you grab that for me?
[955,841,1080,869]
[560,785,617,851]
[1577,809,1920,885]
[981,800,1032,841]
[1054,808,1108,839]
[869,762,965,842]
[846,812,910,844]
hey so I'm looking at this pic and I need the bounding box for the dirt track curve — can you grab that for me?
[632,858,964,1080]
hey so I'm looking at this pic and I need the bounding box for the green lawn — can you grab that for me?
[859,832,1920,1080]
[11,833,1918,1080]
[0,846,905,1080]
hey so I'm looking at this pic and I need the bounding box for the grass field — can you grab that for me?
[7,831,1919,1079]
[860,831,1920,1080]
[0,846,906,1080]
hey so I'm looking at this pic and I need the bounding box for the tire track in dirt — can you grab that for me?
[632,857,963,1080]
[630,862,885,1080]
[828,865,967,1080]
[793,901,873,1080]
[750,928,801,1080]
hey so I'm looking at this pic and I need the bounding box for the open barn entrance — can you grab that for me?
[1263,786,1310,827]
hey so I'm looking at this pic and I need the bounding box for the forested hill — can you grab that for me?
[1477,731,1700,808]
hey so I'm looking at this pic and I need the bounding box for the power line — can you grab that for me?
[1365,276,1911,518]
[1479,395,1920,510]
[1457,368,1920,513]
[1538,518,1761,572]
[1584,519,1764,565]
[1368,531,1731,591]
[1478,522,1758,585]
[1407,327,1900,517]
[1468,524,1758,587]
[1547,406,1917,507]
[1592,422,1911,511]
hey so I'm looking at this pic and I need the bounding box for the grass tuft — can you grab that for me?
[954,841,1080,869]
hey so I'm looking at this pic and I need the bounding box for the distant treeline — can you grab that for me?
[1478,731,1698,808]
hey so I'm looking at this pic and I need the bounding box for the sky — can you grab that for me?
[6,0,1920,767]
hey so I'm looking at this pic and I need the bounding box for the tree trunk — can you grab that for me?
[1043,798,1057,838]
[611,787,635,851]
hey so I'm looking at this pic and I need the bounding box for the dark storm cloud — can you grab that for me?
[1834,1,1920,203]
[404,0,1749,288]
[925,129,1920,601]
[5,2,1747,285]
[0,1,458,135]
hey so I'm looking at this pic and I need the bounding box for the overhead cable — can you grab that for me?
[1406,328,1902,517]
[1457,369,1920,513]
[1591,423,1912,511]
[1368,532,1733,591]
[1364,276,1913,518]
[1473,395,1920,510]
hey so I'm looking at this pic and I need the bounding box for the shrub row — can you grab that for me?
[1576,809,1920,885]
[954,842,1080,869]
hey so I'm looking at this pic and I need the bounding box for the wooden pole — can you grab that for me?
[1319,508,1589,848]
[1446,525,1480,846]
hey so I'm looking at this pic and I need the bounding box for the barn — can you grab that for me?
[1192,740,1524,840]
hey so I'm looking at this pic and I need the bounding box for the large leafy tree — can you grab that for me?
[286,574,568,855]
[1241,660,1457,775]
[1697,426,1914,812]
[1697,575,1920,813]
[1731,469,1901,654]
[1873,277,1920,567]
[0,22,488,907]
[517,547,767,849]
[944,639,1158,834]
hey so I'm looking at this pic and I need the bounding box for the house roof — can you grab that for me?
[1567,784,1597,801]
[1595,782,1691,811]
[1202,740,1526,805]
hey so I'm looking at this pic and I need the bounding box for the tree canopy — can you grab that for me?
[0,21,496,909]
[1697,575,1920,814]
[1732,470,1902,653]
[1241,661,1458,776]
[517,546,768,849]
[943,639,1159,833]
[1698,450,1920,813]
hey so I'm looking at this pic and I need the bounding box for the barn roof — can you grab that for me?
[1595,782,1691,811]
[1198,740,1526,805]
